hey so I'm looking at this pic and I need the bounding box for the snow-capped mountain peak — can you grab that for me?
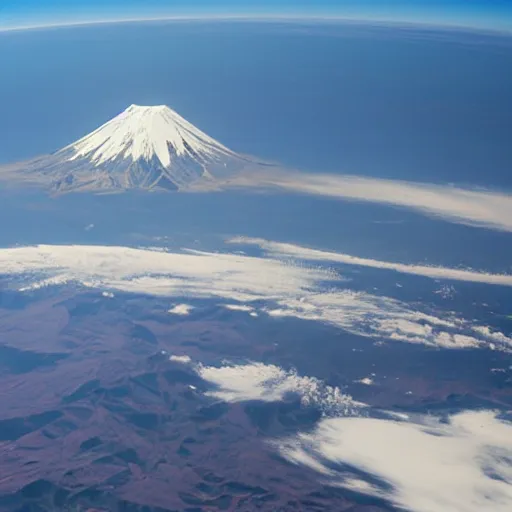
[7,104,254,193]
[65,104,237,170]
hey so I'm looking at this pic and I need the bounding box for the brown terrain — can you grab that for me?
[0,287,510,511]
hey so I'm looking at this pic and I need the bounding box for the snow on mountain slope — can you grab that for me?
[4,105,256,193]
[67,105,238,169]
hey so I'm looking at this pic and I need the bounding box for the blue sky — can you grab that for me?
[1,0,512,31]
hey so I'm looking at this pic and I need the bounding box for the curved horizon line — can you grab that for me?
[1,14,511,37]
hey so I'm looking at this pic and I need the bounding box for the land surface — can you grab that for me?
[0,287,510,511]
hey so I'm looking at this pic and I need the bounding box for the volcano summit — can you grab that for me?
[2,105,255,193]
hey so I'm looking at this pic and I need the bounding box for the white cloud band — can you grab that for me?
[230,237,512,286]
[1,243,510,350]
[234,170,512,232]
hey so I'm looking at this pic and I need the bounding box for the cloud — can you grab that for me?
[196,361,364,416]
[0,244,326,302]
[168,303,194,315]
[169,354,192,364]
[278,410,512,512]
[1,243,510,350]
[230,237,512,287]
[265,290,511,350]
[223,303,255,312]
[236,170,512,232]
[182,353,512,512]
[355,377,374,385]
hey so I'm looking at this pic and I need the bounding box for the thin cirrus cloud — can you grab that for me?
[230,236,512,286]
[235,171,512,233]
[278,409,512,512]
[1,242,511,350]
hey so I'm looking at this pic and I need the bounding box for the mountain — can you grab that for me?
[2,105,257,193]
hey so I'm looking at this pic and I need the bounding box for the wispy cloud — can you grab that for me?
[279,409,512,512]
[230,237,512,286]
[265,290,505,349]
[1,243,510,350]
[235,171,512,232]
